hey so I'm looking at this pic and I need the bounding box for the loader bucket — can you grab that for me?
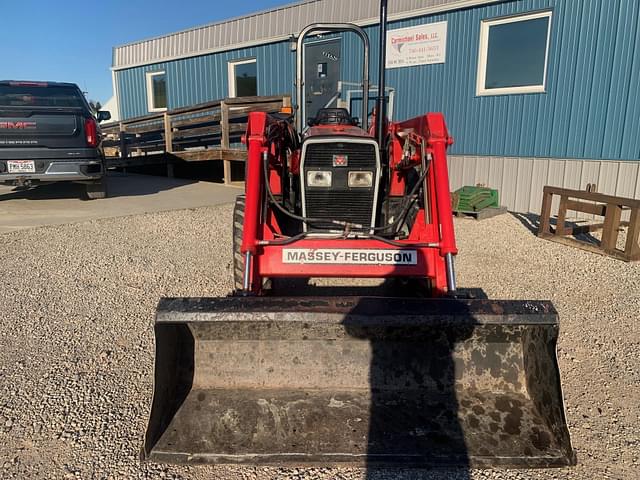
[143,296,575,468]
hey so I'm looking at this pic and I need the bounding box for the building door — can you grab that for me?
[304,38,341,121]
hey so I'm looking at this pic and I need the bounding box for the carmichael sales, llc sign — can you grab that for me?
[386,21,447,69]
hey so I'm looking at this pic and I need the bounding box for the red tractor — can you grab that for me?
[237,19,457,297]
[144,1,574,469]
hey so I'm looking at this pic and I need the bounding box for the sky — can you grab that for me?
[0,0,291,104]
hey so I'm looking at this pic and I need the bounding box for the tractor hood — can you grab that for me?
[305,124,373,139]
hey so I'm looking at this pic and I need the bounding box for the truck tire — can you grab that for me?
[85,178,107,200]
[232,195,245,290]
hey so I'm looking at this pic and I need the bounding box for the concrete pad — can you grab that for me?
[0,172,240,233]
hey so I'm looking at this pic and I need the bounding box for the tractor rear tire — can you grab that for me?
[232,195,245,291]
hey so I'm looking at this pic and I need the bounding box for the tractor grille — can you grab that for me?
[302,141,378,231]
[304,142,378,169]
[304,190,374,228]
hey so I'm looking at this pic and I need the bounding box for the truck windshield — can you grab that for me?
[0,85,85,108]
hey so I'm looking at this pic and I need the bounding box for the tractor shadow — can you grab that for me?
[344,296,474,479]
[510,211,600,244]
[273,278,475,478]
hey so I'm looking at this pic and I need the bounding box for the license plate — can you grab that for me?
[7,160,35,173]
[282,248,418,265]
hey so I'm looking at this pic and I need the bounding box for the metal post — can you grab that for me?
[376,0,388,150]
[243,252,252,291]
[221,101,231,184]
[163,111,174,178]
[119,123,128,163]
[445,253,457,293]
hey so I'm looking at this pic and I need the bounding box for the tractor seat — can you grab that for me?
[308,108,358,127]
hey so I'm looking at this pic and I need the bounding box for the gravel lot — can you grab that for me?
[0,205,638,479]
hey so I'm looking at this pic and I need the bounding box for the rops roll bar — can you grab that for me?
[295,23,370,132]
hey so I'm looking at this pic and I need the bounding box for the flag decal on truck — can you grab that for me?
[282,248,417,265]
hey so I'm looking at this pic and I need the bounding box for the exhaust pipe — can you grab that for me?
[376,0,388,149]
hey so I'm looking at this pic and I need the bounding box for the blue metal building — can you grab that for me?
[111,0,640,213]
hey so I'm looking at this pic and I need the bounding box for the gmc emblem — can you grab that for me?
[0,121,37,129]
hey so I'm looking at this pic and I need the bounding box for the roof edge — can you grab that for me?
[113,0,321,51]
[112,0,501,71]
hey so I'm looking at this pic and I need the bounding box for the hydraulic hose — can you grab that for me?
[262,148,367,231]
[262,120,429,238]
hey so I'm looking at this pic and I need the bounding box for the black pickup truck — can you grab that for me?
[0,80,110,199]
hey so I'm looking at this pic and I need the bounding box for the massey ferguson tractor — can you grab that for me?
[143,0,575,468]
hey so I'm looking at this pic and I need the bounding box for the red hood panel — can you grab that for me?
[305,124,373,139]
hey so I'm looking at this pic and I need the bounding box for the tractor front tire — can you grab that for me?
[232,195,272,293]
[232,195,246,291]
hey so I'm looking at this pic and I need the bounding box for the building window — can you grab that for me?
[146,71,167,112]
[477,11,552,96]
[228,59,257,97]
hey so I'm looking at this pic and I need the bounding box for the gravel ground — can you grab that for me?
[0,205,638,479]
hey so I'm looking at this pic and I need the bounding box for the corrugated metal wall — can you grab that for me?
[117,0,640,162]
[116,42,295,118]
[448,155,640,218]
[339,0,640,161]
[112,0,497,69]
[114,0,640,212]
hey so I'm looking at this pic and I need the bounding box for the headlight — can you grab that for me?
[348,171,373,188]
[307,170,332,187]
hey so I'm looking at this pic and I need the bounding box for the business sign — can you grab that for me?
[386,21,447,69]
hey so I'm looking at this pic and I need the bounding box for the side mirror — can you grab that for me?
[97,111,111,122]
[351,117,360,127]
[307,118,316,127]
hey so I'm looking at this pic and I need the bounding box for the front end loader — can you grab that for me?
[143,0,575,468]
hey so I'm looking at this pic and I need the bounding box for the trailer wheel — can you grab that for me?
[232,195,246,291]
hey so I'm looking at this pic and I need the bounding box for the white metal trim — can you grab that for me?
[300,137,381,233]
[145,71,167,112]
[110,69,120,120]
[111,0,501,70]
[227,58,257,98]
[476,10,553,96]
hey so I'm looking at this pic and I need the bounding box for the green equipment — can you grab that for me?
[452,186,500,212]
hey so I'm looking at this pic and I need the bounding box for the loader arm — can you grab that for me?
[239,110,457,295]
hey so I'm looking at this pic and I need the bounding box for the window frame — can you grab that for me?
[476,10,553,96]
[145,71,167,112]
[227,58,257,98]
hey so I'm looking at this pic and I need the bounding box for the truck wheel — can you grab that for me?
[232,195,246,290]
[85,178,107,200]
